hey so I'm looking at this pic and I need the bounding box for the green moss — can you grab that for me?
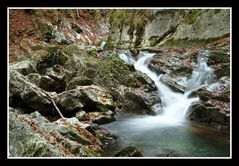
[149,37,160,47]
[185,10,198,25]
[94,55,138,88]
[66,9,74,18]
[214,9,221,14]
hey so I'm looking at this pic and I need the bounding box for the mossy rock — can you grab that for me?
[113,145,143,157]
[66,76,93,90]
[35,18,53,34]
[94,55,139,88]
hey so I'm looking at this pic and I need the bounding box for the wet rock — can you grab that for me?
[54,85,115,113]
[95,127,118,145]
[189,88,213,102]
[160,75,185,93]
[186,103,229,125]
[122,91,152,114]
[9,70,53,113]
[10,60,37,75]
[66,76,93,90]
[113,145,143,157]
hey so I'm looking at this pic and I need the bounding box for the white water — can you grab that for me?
[119,50,214,126]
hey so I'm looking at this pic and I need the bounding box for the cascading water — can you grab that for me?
[185,50,215,92]
[102,50,229,157]
[119,50,214,125]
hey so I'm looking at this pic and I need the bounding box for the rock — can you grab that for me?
[36,18,54,34]
[9,110,102,157]
[208,52,230,65]
[90,111,116,125]
[66,76,93,90]
[54,85,115,113]
[27,72,66,93]
[123,91,152,114]
[76,111,87,121]
[10,61,37,75]
[160,74,185,93]
[113,145,143,157]
[95,127,118,145]
[94,55,139,88]
[27,73,41,86]
[9,70,53,113]
[189,88,213,102]
[186,103,229,125]
[71,23,83,33]
[214,63,230,78]
[76,111,115,125]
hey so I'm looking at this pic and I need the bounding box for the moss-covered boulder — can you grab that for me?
[9,110,101,157]
[94,55,139,88]
[113,145,143,157]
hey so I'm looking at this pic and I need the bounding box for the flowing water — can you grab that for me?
[101,50,230,157]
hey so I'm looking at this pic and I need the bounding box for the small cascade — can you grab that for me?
[118,50,214,125]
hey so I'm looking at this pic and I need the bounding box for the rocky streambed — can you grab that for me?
[8,9,230,157]
[9,37,230,157]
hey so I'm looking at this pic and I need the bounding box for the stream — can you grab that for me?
[102,113,230,157]
[101,50,230,157]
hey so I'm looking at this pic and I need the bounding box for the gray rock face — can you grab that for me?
[9,70,53,113]
[173,9,230,40]
[142,10,183,46]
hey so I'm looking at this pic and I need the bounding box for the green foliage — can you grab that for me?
[185,10,198,25]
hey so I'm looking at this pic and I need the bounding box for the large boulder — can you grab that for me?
[9,70,53,113]
[186,102,230,128]
[9,109,102,157]
[54,85,115,113]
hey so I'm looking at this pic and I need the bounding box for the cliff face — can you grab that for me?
[107,9,230,48]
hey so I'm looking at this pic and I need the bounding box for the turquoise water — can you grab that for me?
[102,114,230,157]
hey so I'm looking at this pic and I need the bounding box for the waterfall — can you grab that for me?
[185,50,215,92]
[119,50,213,125]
